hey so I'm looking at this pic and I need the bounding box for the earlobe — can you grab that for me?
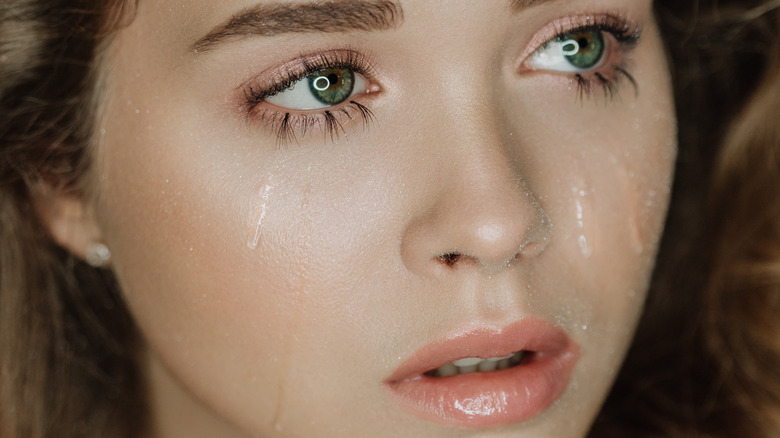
[32,183,109,267]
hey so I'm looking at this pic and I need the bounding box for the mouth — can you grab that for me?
[384,318,580,429]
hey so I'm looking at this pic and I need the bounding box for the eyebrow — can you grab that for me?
[192,0,404,52]
[193,0,556,53]
[510,0,555,13]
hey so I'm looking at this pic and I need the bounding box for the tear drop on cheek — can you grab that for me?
[247,183,273,249]
[572,185,593,258]
[618,167,647,255]
[578,234,592,258]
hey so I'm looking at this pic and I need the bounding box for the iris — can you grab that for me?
[559,30,605,69]
[307,68,355,105]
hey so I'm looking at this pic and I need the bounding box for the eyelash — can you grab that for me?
[241,14,642,145]
[243,50,377,146]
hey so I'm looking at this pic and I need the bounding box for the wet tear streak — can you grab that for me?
[247,183,273,250]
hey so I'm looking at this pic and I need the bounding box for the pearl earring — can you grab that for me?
[85,242,111,267]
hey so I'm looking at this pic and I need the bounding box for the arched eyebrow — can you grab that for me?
[191,0,404,52]
[191,0,556,53]
[510,0,555,13]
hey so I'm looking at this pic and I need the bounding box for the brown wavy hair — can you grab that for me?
[0,1,143,437]
[702,7,780,434]
[593,1,780,436]
[1,1,779,437]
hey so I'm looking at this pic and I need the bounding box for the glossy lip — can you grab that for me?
[384,318,580,429]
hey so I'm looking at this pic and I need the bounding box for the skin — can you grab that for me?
[52,0,676,436]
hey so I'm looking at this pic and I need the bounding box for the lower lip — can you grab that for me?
[385,319,580,429]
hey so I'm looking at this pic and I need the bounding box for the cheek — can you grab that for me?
[93,90,307,428]
[94,88,407,432]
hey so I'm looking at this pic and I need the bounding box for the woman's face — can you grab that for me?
[93,0,675,436]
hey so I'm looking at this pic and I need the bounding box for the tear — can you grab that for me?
[572,185,593,258]
[247,182,273,249]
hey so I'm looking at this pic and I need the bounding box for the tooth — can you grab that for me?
[458,364,478,373]
[496,358,511,370]
[452,357,483,367]
[437,363,458,377]
[478,360,497,372]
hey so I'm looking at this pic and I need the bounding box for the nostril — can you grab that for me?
[438,252,462,266]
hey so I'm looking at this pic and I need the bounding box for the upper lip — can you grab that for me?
[386,318,577,383]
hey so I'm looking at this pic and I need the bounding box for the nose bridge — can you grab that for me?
[400,89,551,275]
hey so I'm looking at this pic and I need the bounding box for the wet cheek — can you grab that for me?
[585,117,676,339]
[618,163,668,256]
[512,84,676,377]
[612,109,677,259]
[94,107,313,431]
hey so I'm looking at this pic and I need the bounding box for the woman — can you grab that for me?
[0,1,771,437]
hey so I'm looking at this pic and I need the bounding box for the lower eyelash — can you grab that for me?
[573,65,638,102]
[252,101,375,147]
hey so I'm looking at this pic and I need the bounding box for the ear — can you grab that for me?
[32,182,107,265]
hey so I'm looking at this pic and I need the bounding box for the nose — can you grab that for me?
[400,116,551,275]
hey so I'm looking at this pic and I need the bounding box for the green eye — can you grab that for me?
[266,66,366,111]
[307,68,355,106]
[559,30,605,69]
